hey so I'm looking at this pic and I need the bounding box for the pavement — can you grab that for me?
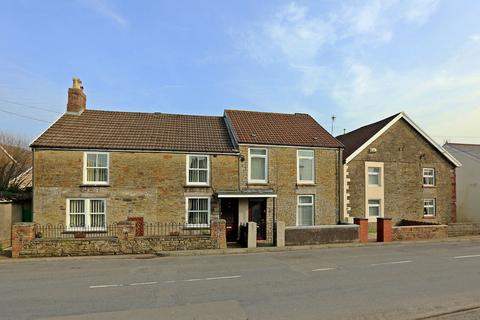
[2,239,480,319]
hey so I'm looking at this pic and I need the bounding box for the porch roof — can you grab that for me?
[216,190,277,198]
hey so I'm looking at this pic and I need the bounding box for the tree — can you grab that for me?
[0,132,31,191]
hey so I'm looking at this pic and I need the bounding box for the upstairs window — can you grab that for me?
[67,199,106,230]
[186,197,210,226]
[368,167,381,186]
[249,148,268,183]
[84,152,109,184]
[297,150,314,184]
[423,199,436,216]
[297,195,314,226]
[187,155,209,185]
[423,168,435,186]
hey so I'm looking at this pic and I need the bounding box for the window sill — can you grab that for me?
[184,184,211,188]
[80,184,110,187]
[247,182,269,186]
[422,215,436,219]
[422,185,436,188]
[296,183,315,187]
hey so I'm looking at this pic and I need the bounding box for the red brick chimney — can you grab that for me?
[67,77,86,114]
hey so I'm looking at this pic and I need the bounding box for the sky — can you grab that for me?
[1,0,480,144]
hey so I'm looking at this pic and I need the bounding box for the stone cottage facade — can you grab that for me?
[31,79,344,244]
[337,112,460,225]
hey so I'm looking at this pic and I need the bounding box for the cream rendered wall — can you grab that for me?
[364,161,384,222]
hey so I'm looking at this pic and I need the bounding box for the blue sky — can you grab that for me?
[1,0,480,143]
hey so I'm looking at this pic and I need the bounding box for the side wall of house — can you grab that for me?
[346,119,456,225]
[33,150,239,225]
[238,145,340,227]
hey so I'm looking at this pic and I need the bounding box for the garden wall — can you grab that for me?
[285,224,359,246]
[392,225,448,241]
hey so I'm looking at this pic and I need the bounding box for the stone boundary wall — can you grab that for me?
[448,223,480,237]
[392,225,448,241]
[12,220,226,258]
[285,225,359,246]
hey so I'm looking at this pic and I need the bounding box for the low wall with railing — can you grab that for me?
[12,220,226,258]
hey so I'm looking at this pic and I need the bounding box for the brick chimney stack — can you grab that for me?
[67,77,86,114]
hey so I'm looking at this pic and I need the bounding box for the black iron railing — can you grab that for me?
[142,222,211,237]
[34,223,117,239]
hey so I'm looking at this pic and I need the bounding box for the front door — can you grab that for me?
[249,199,267,240]
[220,198,239,242]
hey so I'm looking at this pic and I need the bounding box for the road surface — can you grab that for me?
[2,240,480,319]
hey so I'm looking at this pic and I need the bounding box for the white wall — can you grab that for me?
[446,149,480,222]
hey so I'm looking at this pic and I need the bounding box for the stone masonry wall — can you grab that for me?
[13,220,226,258]
[34,150,239,225]
[238,145,341,229]
[346,119,456,225]
[448,223,480,237]
[392,225,448,241]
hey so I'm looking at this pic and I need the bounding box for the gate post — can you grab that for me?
[377,218,392,242]
[354,218,369,243]
[11,223,35,258]
[247,222,257,248]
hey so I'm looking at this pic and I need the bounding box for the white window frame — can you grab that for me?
[367,167,381,186]
[66,198,107,231]
[248,148,268,184]
[423,199,436,216]
[296,195,315,226]
[297,149,315,184]
[186,155,210,186]
[367,199,382,218]
[185,197,211,227]
[83,152,109,185]
[423,168,435,186]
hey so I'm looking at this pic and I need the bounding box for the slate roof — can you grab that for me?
[31,110,237,153]
[224,110,343,148]
[336,113,400,159]
[444,143,480,161]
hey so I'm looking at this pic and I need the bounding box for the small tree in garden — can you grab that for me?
[0,131,31,191]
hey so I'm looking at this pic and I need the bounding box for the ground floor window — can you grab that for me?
[186,197,210,226]
[368,199,381,217]
[423,199,436,216]
[67,199,106,230]
[297,195,314,226]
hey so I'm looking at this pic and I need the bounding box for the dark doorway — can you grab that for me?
[249,199,267,240]
[220,198,239,242]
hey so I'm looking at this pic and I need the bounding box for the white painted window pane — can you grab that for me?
[198,170,208,183]
[251,157,266,180]
[86,154,96,167]
[298,206,313,226]
[368,174,380,185]
[298,150,314,157]
[250,149,266,156]
[198,157,208,169]
[97,154,108,167]
[299,196,313,204]
[368,167,380,174]
[299,158,313,181]
[69,200,85,213]
[368,206,380,217]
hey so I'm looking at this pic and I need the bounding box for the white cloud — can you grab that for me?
[79,0,128,28]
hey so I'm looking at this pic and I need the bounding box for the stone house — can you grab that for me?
[443,143,480,222]
[336,112,460,225]
[31,79,344,244]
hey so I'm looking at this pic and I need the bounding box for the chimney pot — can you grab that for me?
[67,77,86,114]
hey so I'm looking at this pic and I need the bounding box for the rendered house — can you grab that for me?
[443,143,480,222]
[336,112,460,225]
[31,79,343,244]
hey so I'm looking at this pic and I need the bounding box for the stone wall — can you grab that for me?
[346,118,456,225]
[33,150,239,225]
[12,220,226,258]
[392,225,448,241]
[448,223,480,237]
[285,225,358,246]
[238,145,341,228]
